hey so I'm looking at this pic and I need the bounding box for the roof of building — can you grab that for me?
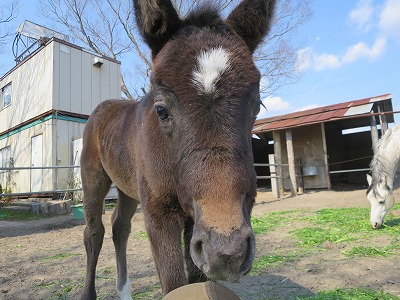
[1,37,120,82]
[253,94,395,134]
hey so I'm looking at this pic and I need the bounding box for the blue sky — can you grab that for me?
[1,0,400,123]
[259,0,400,121]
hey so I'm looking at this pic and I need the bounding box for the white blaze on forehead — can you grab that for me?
[192,47,231,94]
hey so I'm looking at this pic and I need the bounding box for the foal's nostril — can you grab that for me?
[240,236,254,274]
[194,240,203,256]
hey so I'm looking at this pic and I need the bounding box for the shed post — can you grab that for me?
[273,131,283,197]
[321,123,331,190]
[296,157,304,194]
[370,114,379,153]
[377,104,388,135]
[269,154,279,198]
[285,129,297,197]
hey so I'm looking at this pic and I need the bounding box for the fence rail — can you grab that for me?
[0,162,374,198]
[0,166,80,171]
[0,165,81,198]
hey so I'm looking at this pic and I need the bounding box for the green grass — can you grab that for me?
[251,210,305,234]
[251,254,297,275]
[136,231,149,238]
[95,267,114,279]
[33,278,84,300]
[292,226,356,247]
[342,245,397,257]
[250,205,400,276]
[297,288,400,299]
[0,208,46,221]
[291,206,400,249]
[132,283,162,300]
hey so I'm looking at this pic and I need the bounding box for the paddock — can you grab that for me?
[1,188,399,299]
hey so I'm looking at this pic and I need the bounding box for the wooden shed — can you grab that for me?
[0,37,121,195]
[252,94,396,197]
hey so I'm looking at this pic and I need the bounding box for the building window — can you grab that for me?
[0,82,12,110]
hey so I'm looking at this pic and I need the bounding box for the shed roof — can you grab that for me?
[253,94,394,134]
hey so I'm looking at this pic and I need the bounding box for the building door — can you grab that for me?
[72,138,83,200]
[0,146,10,189]
[31,134,43,192]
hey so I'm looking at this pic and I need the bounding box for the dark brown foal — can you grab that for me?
[80,0,276,299]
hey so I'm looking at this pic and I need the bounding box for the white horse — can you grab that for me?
[366,122,400,229]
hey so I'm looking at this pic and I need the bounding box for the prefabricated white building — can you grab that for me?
[0,37,121,195]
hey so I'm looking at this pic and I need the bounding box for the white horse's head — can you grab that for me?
[366,174,395,229]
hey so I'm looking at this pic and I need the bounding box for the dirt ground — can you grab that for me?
[0,188,399,299]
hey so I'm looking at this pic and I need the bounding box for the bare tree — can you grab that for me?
[39,0,312,100]
[0,0,19,55]
[257,0,312,96]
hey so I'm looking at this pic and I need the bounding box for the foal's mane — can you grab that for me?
[183,3,223,28]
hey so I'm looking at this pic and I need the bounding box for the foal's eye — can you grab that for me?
[155,105,169,121]
[379,200,386,204]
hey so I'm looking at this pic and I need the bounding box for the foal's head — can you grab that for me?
[135,0,276,281]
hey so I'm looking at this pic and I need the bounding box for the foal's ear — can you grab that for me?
[134,0,182,58]
[227,0,277,53]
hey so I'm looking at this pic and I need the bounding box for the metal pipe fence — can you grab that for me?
[0,165,81,198]
[0,161,374,198]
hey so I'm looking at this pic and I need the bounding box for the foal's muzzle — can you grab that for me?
[190,224,255,282]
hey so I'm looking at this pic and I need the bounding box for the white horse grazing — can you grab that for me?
[366,122,400,229]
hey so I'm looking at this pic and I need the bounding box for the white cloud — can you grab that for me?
[342,37,386,63]
[349,0,374,32]
[379,0,400,41]
[297,104,320,112]
[297,37,386,72]
[263,96,290,112]
[314,53,341,71]
[256,96,291,119]
[294,47,313,73]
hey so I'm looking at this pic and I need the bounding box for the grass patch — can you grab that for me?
[251,210,305,234]
[39,252,82,261]
[96,267,114,279]
[297,288,400,299]
[342,245,397,258]
[250,205,400,275]
[311,206,400,237]
[0,209,45,221]
[292,227,355,247]
[291,206,400,249]
[132,283,161,300]
[33,278,83,300]
[137,231,149,238]
[251,254,297,275]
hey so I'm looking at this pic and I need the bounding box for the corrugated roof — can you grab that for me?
[253,94,393,134]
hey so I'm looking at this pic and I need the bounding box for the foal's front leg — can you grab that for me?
[143,204,187,295]
[81,179,111,299]
[112,190,138,300]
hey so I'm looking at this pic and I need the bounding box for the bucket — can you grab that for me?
[302,166,318,176]
[71,204,85,220]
